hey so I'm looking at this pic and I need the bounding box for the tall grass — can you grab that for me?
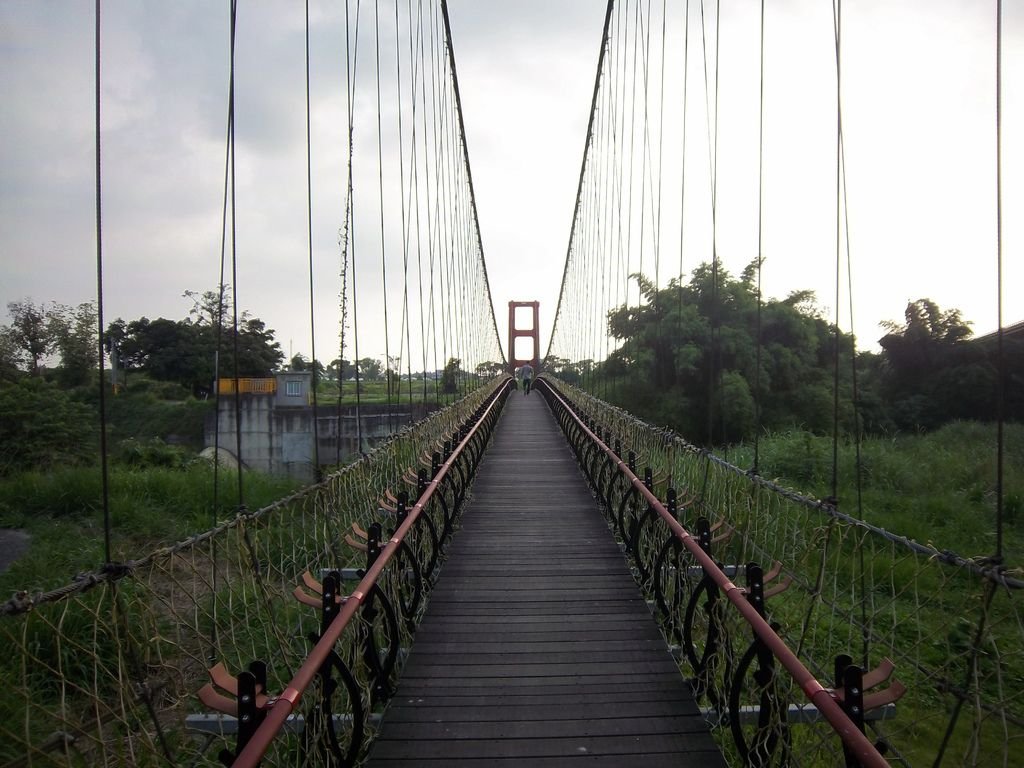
[0,464,302,596]
[729,420,1024,564]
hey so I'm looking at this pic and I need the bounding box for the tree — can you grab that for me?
[47,301,98,387]
[6,299,51,375]
[475,360,504,379]
[877,299,983,429]
[879,299,973,376]
[184,286,230,327]
[0,378,95,474]
[232,317,284,375]
[0,326,25,381]
[327,357,353,382]
[357,357,383,380]
[595,264,852,444]
[441,357,462,394]
[106,298,284,395]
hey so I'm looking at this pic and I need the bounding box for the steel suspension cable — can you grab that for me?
[374,0,394,433]
[752,0,765,475]
[611,0,628,397]
[548,0,615,361]
[699,0,721,447]
[678,0,691,323]
[304,0,320,474]
[994,0,1005,563]
[829,0,869,664]
[624,0,639,316]
[830,0,842,505]
[211,0,238,652]
[424,2,441,402]
[93,0,112,565]
[441,0,506,369]
[394,0,413,409]
[344,0,365,454]
[411,1,427,400]
[635,0,650,309]
[432,13,453,395]
[228,0,243,507]
[654,0,667,297]
[599,24,617,397]
[442,0,501,374]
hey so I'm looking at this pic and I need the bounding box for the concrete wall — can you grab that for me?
[205,399,436,482]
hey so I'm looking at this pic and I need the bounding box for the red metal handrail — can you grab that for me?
[538,379,889,768]
[232,378,513,766]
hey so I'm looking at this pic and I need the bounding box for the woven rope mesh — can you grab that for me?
[0,381,501,767]
[546,377,1023,767]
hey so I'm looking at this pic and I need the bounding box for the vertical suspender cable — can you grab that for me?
[831,0,868,662]
[995,0,1004,562]
[423,5,439,403]
[654,0,666,297]
[305,0,321,475]
[211,0,237,652]
[440,0,504,366]
[415,8,428,399]
[830,0,842,505]
[678,0,690,330]
[333,3,358,465]
[228,0,244,508]
[752,0,765,475]
[712,0,721,451]
[700,0,720,446]
[344,0,365,454]
[93,0,112,566]
[375,0,395,433]
[548,0,616,362]
[624,2,639,350]
[394,0,412,409]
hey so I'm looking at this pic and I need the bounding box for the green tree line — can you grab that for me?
[548,263,1023,444]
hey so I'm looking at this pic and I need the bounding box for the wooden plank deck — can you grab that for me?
[365,389,725,767]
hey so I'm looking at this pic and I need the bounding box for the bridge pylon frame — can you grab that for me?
[508,300,540,375]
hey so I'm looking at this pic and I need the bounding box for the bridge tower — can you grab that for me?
[508,300,540,375]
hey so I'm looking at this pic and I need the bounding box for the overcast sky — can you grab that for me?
[1,1,1020,369]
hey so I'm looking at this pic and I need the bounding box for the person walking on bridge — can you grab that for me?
[518,363,534,395]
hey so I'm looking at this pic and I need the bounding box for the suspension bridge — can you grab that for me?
[1,1,1019,767]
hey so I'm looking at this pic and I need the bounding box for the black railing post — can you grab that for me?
[836,655,866,768]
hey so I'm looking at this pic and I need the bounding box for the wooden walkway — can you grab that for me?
[366,390,725,767]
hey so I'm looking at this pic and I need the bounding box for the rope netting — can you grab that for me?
[543,376,1023,767]
[0,379,506,767]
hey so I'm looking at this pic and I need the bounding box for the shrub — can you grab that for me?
[0,379,96,475]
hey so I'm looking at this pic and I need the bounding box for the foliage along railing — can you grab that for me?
[537,375,1023,768]
[0,376,510,768]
